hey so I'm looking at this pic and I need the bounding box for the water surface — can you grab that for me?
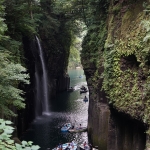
[22,69,89,150]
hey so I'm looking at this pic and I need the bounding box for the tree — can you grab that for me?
[4,0,41,38]
[0,0,29,118]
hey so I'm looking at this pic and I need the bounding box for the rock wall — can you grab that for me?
[17,21,71,134]
[108,108,146,150]
[84,67,110,150]
[39,19,71,94]
[81,0,149,149]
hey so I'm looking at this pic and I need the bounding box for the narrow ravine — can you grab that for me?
[22,69,89,150]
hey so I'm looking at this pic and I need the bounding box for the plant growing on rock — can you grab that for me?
[102,2,150,126]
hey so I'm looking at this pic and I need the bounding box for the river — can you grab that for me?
[22,69,89,150]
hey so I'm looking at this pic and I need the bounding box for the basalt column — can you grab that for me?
[84,67,110,150]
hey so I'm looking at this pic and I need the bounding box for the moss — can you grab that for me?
[146,134,150,149]
[102,1,150,127]
[82,0,150,145]
[105,15,114,48]
[112,3,122,14]
[121,10,133,32]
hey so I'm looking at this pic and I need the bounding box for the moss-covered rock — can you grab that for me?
[81,0,150,149]
[103,0,150,124]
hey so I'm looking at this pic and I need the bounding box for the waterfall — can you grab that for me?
[34,36,50,117]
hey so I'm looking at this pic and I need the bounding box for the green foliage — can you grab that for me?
[112,3,122,14]
[0,0,7,40]
[4,0,42,39]
[102,34,147,118]
[81,19,107,69]
[78,0,109,97]
[39,0,61,37]
[68,21,86,69]
[140,7,150,124]
[0,51,29,117]
[101,3,150,125]
[68,36,81,69]
[0,119,40,150]
[0,1,30,117]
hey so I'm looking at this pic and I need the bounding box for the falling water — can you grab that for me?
[34,36,50,116]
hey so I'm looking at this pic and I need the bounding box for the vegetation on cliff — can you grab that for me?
[81,0,150,135]
[1,0,150,148]
[81,0,109,93]
[102,1,150,125]
[68,35,81,69]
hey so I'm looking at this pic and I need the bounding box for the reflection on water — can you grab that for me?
[22,69,89,150]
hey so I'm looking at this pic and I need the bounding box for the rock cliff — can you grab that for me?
[17,20,71,134]
[81,0,150,149]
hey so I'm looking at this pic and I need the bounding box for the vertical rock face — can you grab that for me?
[108,108,146,150]
[17,37,36,134]
[18,21,71,133]
[84,67,110,149]
[88,95,110,149]
[82,0,148,149]
[22,19,71,99]
[39,19,71,94]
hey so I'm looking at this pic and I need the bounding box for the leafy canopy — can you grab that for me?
[0,0,29,117]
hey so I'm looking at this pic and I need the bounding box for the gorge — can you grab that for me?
[0,0,150,150]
